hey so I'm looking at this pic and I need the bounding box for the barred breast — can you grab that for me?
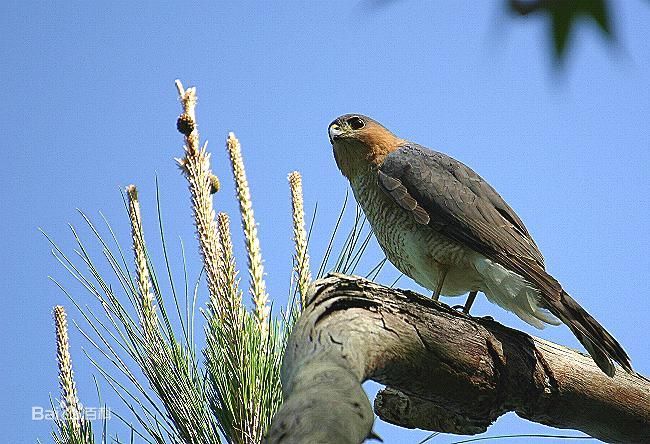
[350,172,484,297]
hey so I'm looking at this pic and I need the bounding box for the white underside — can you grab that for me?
[394,232,560,330]
[472,256,559,329]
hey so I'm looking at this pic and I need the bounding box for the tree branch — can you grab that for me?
[268,274,650,443]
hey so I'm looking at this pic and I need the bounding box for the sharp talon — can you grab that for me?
[367,429,383,442]
[481,315,494,322]
[452,305,465,311]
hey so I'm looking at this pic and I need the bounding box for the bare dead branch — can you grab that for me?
[268,274,650,443]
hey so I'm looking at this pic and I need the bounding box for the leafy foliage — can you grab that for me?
[509,0,613,61]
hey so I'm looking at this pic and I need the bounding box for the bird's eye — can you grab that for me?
[347,116,365,130]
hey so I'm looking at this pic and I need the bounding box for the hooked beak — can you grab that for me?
[328,121,345,144]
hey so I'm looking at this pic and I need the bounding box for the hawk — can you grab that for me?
[329,113,632,377]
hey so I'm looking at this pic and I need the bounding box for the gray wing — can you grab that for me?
[378,144,545,267]
[378,144,634,376]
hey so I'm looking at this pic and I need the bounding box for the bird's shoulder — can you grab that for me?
[379,143,545,267]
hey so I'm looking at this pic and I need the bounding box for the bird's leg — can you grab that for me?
[431,267,449,301]
[463,291,478,314]
[452,291,478,313]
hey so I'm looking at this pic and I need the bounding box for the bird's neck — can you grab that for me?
[365,136,404,166]
[334,135,404,180]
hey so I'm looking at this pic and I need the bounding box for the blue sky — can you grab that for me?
[2,1,649,443]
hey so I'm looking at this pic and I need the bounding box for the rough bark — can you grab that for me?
[267,274,650,444]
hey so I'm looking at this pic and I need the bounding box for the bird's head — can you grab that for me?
[329,114,405,179]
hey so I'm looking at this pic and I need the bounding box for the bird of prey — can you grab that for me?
[328,114,632,377]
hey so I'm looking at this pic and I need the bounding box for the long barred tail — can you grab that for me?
[549,290,633,377]
[514,259,634,377]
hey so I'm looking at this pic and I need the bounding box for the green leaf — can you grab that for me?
[509,0,614,62]
[549,2,575,59]
[583,0,612,36]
